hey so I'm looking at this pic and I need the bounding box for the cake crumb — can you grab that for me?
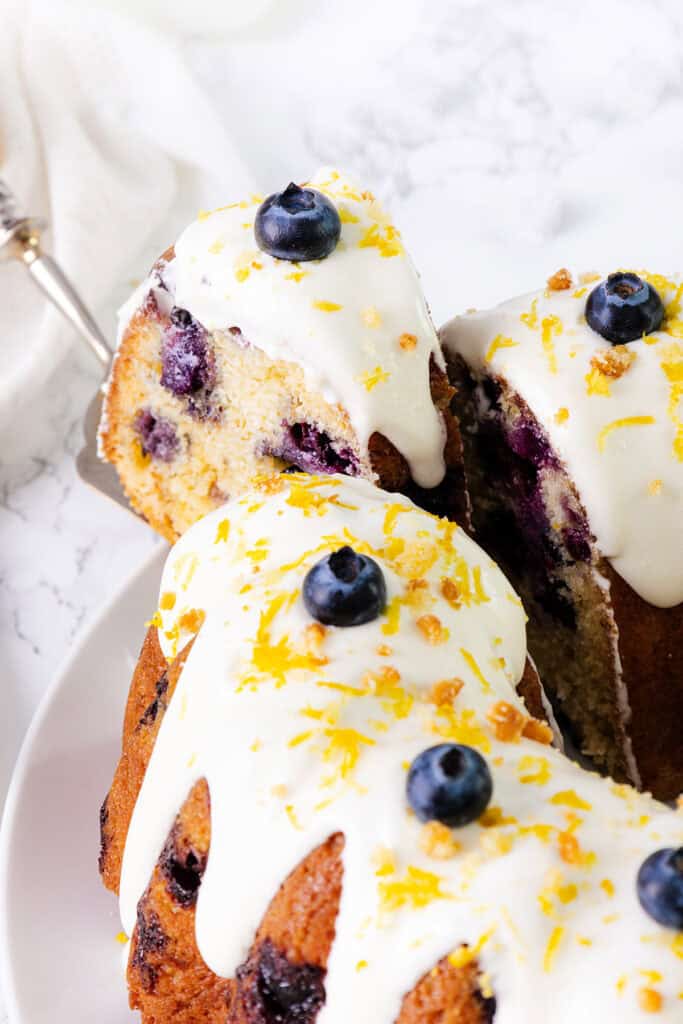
[377,643,393,657]
[303,622,327,655]
[638,987,663,1013]
[416,614,449,644]
[648,479,663,496]
[420,821,461,860]
[177,608,206,634]
[590,345,636,380]
[547,268,572,291]
[522,718,554,745]
[440,578,461,608]
[429,678,464,706]
[487,700,528,742]
[399,332,417,351]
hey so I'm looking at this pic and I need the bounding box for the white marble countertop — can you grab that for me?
[3,0,683,1018]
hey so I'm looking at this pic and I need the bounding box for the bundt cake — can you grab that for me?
[440,269,683,801]
[98,170,467,543]
[100,473,683,1023]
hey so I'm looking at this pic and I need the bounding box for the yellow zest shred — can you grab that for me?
[460,648,491,693]
[243,592,327,688]
[431,705,491,753]
[214,519,230,544]
[541,315,562,374]
[358,222,404,258]
[359,365,390,391]
[550,790,592,811]
[660,341,683,461]
[379,865,452,911]
[543,926,565,972]
[338,204,359,224]
[313,300,343,312]
[520,298,539,330]
[485,334,519,363]
[448,928,496,968]
[597,416,656,452]
[518,755,552,786]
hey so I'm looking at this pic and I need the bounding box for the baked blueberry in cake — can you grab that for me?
[98,170,468,542]
[440,269,683,800]
[100,474,683,1023]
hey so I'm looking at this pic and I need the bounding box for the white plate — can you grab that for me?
[0,548,166,1024]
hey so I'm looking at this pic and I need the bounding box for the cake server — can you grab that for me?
[0,177,131,512]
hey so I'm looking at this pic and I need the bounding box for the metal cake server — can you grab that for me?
[0,177,131,512]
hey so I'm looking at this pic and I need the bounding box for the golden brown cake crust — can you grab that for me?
[100,629,192,893]
[100,628,517,1022]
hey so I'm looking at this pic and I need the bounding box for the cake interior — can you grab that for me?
[447,353,637,787]
[102,292,467,543]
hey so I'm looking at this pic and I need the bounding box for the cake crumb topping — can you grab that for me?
[547,268,573,291]
[638,987,664,1013]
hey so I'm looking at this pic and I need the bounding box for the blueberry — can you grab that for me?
[585,272,664,344]
[134,409,179,462]
[255,183,341,262]
[302,546,386,627]
[161,308,214,397]
[266,422,360,476]
[637,847,683,929]
[406,743,493,827]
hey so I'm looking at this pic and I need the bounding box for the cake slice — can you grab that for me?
[99,170,467,542]
[441,269,683,800]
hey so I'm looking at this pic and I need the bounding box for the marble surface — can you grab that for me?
[3,0,683,1017]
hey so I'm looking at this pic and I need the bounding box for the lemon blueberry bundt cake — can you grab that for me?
[99,170,467,542]
[440,270,683,801]
[100,473,683,1022]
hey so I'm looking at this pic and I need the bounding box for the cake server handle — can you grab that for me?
[0,177,113,370]
[21,237,113,369]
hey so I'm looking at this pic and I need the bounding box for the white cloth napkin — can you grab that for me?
[0,0,255,434]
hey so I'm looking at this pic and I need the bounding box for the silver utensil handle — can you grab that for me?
[20,242,113,370]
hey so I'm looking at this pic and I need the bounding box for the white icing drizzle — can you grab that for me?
[440,272,683,608]
[120,475,683,1021]
[166,168,446,489]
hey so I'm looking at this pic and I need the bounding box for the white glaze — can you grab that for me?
[161,169,446,489]
[120,475,683,1021]
[440,273,683,607]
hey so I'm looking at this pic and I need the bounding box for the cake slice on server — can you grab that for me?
[441,269,683,800]
[99,170,467,542]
